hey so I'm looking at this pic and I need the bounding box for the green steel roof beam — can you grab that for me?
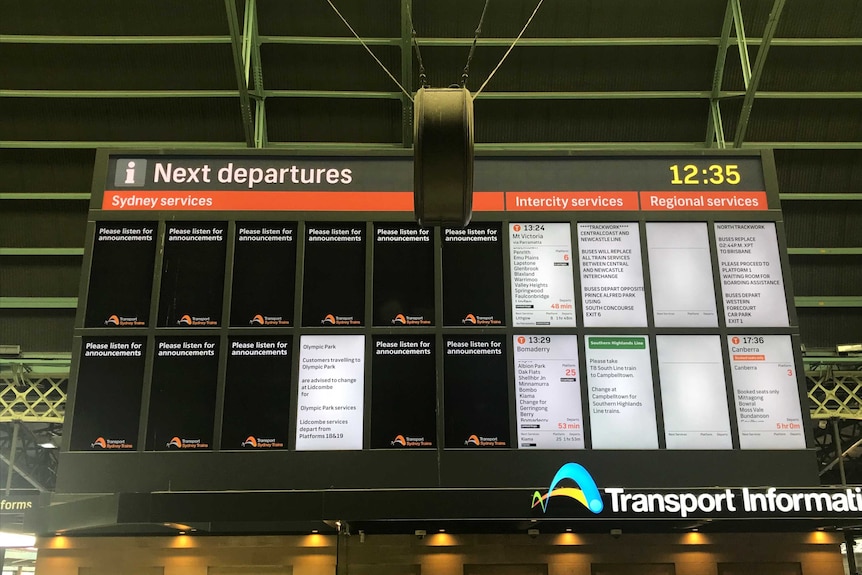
[740,142,862,149]
[4,89,861,101]
[0,193,90,200]
[0,90,238,98]
[265,90,401,99]
[4,35,861,48]
[0,248,83,256]
[257,36,862,48]
[0,297,78,309]
[733,0,787,148]
[780,193,862,200]
[0,35,231,44]
[0,141,249,149]
[705,0,734,148]
[787,248,862,255]
[730,0,751,90]
[246,0,268,148]
[400,0,414,147]
[224,0,255,147]
[795,297,862,308]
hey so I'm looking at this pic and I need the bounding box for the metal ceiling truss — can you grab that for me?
[0,420,58,492]
[2,3,861,150]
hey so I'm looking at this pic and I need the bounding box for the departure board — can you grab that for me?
[60,151,816,498]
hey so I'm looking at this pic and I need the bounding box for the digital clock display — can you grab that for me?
[670,164,742,185]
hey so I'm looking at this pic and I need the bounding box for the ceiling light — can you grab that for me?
[0,532,37,548]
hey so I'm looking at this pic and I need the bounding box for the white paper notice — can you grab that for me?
[729,335,805,449]
[585,336,658,449]
[514,335,583,449]
[647,222,718,327]
[578,223,647,327]
[657,335,732,449]
[510,223,576,326]
[296,335,364,450]
[715,222,789,327]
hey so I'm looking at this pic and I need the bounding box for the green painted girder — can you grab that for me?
[0,193,90,200]
[5,88,862,101]
[787,247,862,255]
[4,34,862,48]
[0,90,238,98]
[0,248,83,256]
[795,296,862,308]
[0,141,248,149]
[0,297,77,309]
[0,35,231,44]
[3,140,862,151]
[258,36,862,48]
[780,193,862,201]
[265,90,400,99]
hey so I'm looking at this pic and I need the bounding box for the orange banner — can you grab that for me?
[103,191,413,211]
[103,190,507,213]
[641,191,768,211]
[505,191,639,211]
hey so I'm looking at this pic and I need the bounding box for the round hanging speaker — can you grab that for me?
[413,87,474,227]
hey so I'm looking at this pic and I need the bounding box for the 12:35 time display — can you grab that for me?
[670,164,741,185]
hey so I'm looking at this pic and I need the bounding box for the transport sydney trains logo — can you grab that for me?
[91,436,133,449]
[241,435,284,448]
[177,314,217,326]
[461,313,502,325]
[531,463,604,514]
[464,434,506,447]
[104,314,145,327]
[321,313,360,326]
[166,436,209,449]
[391,313,430,326]
[390,434,432,447]
[250,314,290,326]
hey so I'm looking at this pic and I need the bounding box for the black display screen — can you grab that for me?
[441,223,506,326]
[370,335,436,448]
[443,335,510,448]
[373,223,434,326]
[69,337,147,451]
[230,223,297,327]
[221,336,292,450]
[301,223,365,326]
[157,222,227,327]
[84,222,157,327]
[146,336,219,451]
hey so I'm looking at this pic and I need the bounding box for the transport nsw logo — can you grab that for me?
[531,463,604,514]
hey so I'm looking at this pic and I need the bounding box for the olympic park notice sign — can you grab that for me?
[57,150,818,499]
